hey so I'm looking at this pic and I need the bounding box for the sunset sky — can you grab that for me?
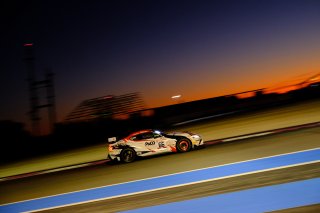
[1,0,320,131]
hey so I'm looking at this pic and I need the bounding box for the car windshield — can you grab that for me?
[154,130,162,135]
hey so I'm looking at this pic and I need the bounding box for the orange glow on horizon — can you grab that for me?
[235,92,256,99]
[265,85,299,94]
[265,72,320,94]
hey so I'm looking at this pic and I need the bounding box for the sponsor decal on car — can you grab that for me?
[145,141,156,146]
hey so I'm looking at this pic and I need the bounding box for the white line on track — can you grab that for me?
[27,160,320,213]
[222,132,272,142]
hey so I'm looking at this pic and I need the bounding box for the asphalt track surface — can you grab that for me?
[0,126,319,212]
[41,164,320,213]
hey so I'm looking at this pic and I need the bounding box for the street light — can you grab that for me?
[171,95,182,104]
[171,95,181,99]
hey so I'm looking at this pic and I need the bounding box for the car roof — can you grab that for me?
[124,129,153,140]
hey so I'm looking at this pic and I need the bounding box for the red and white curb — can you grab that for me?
[1,121,319,182]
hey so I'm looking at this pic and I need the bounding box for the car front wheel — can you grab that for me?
[120,147,137,163]
[176,138,192,152]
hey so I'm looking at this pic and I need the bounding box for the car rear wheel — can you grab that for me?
[120,147,137,163]
[176,138,192,152]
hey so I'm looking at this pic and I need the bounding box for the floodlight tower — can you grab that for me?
[24,43,57,135]
[45,69,57,131]
[24,43,41,135]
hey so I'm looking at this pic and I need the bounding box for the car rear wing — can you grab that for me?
[108,137,117,143]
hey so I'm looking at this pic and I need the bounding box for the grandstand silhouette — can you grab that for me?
[65,92,145,122]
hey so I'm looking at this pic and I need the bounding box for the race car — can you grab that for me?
[107,129,204,163]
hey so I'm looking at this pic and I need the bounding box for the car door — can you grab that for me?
[133,132,158,152]
[153,132,176,152]
[138,132,168,153]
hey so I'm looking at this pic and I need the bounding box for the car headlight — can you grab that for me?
[192,135,201,141]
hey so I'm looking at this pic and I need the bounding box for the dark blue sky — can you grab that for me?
[1,0,320,132]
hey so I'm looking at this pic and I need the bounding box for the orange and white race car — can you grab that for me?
[107,129,204,163]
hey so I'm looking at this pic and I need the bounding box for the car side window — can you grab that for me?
[153,133,161,138]
[132,134,143,141]
[141,132,154,139]
[131,136,138,141]
[132,132,154,141]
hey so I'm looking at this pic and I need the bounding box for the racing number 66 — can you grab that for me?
[158,141,165,148]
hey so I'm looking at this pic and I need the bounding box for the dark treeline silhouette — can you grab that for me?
[1,82,319,163]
